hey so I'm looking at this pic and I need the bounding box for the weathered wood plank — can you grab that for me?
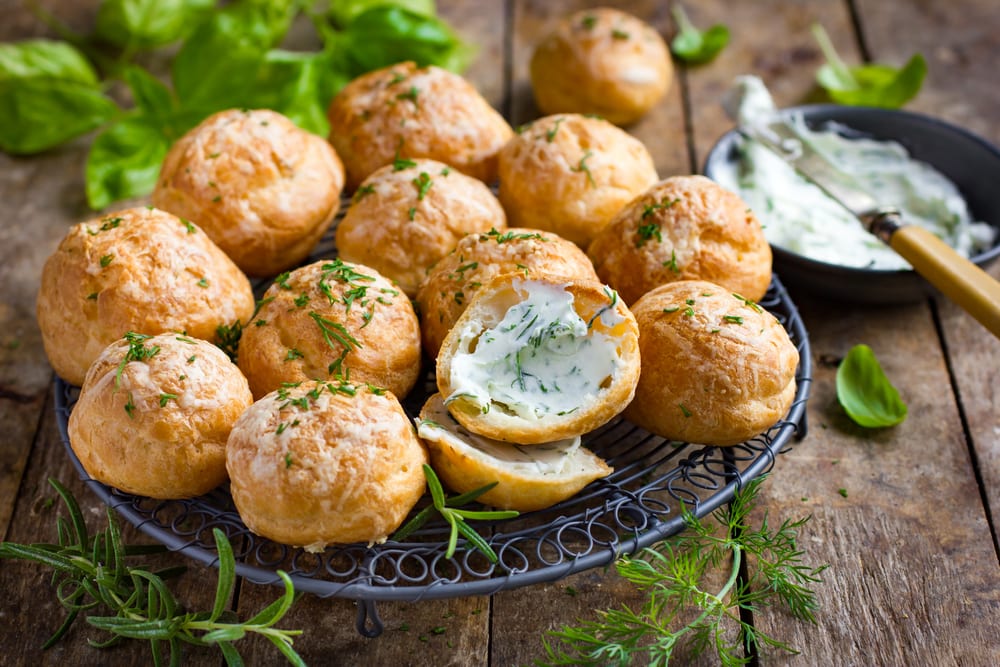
[855,0,1000,554]
[0,390,220,666]
[684,2,1000,663]
[0,0,103,538]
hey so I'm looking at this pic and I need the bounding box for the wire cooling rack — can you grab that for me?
[54,271,810,637]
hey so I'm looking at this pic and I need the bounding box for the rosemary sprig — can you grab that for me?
[536,475,827,665]
[392,465,518,563]
[0,479,304,666]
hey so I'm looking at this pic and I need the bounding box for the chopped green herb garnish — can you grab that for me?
[570,150,596,187]
[635,223,662,247]
[679,403,692,418]
[353,184,375,202]
[181,218,197,233]
[158,393,177,407]
[286,348,304,361]
[99,254,114,267]
[197,277,209,288]
[413,171,433,200]
[545,117,564,142]
[723,315,744,324]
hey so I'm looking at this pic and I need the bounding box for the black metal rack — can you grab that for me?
[54,274,810,638]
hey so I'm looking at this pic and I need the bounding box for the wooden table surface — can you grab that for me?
[2,1,999,665]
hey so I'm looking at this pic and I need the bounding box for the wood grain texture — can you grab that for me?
[684,0,1000,664]
[2,1,999,665]
[856,0,1000,556]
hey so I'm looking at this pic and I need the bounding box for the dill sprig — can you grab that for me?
[0,479,304,666]
[536,475,827,666]
[392,465,518,563]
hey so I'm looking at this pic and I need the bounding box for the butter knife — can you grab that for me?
[741,120,1000,338]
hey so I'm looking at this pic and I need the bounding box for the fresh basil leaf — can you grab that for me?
[835,344,908,428]
[95,0,215,50]
[172,0,296,110]
[818,55,927,109]
[670,6,729,64]
[0,77,118,154]
[0,39,99,84]
[85,112,175,209]
[341,6,474,76]
[0,40,118,154]
[812,23,926,109]
[123,66,175,117]
[328,0,437,28]
[251,50,347,136]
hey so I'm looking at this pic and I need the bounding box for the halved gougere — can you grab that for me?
[417,393,612,512]
[436,273,640,444]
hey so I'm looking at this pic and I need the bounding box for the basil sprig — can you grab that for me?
[1,0,473,210]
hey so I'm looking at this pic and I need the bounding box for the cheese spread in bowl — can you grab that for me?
[703,76,1000,303]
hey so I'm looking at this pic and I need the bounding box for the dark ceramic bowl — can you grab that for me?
[702,105,1000,304]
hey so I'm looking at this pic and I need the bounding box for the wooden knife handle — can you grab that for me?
[889,224,1000,338]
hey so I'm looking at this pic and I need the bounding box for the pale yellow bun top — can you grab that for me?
[151,108,345,277]
[588,175,773,305]
[415,227,599,360]
[436,273,639,444]
[226,379,428,550]
[328,62,514,189]
[498,113,658,247]
[67,332,253,499]
[236,259,421,400]
[530,7,673,125]
[624,280,799,446]
[36,206,255,386]
[417,393,611,512]
[336,158,507,297]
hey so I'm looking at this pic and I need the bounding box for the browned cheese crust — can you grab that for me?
[498,113,658,247]
[336,158,507,297]
[624,280,799,446]
[152,109,345,277]
[530,7,673,125]
[226,379,428,550]
[415,228,599,360]
[436,273,640,444]
[327,62,513,189]
[587,175,773,305]
[36,207,255,386]
[237,259,420,400]
[68,333,253,499]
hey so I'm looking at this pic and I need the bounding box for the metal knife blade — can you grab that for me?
[737,120,901,232]
[737,118,1000,339]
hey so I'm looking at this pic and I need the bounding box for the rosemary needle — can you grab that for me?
[0,479,305,666]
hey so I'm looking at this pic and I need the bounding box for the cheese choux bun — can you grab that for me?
[226,379,428,550]
[436,273,639,444]
[152,108,345,277]
[328,62,513,189]
[417,393,612,512]
[336,158,506,297]
[588,175,772,305]
[624,280,799,446]
[237,259,420,400]
[67,332,253,499]
[36,207,254,386]
[530,7,672,125]
[416,227,599,360]
[498,113,657,247]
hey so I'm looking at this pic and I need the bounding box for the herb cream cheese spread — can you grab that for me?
[711,76,996,270]
[445,280,623,420]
